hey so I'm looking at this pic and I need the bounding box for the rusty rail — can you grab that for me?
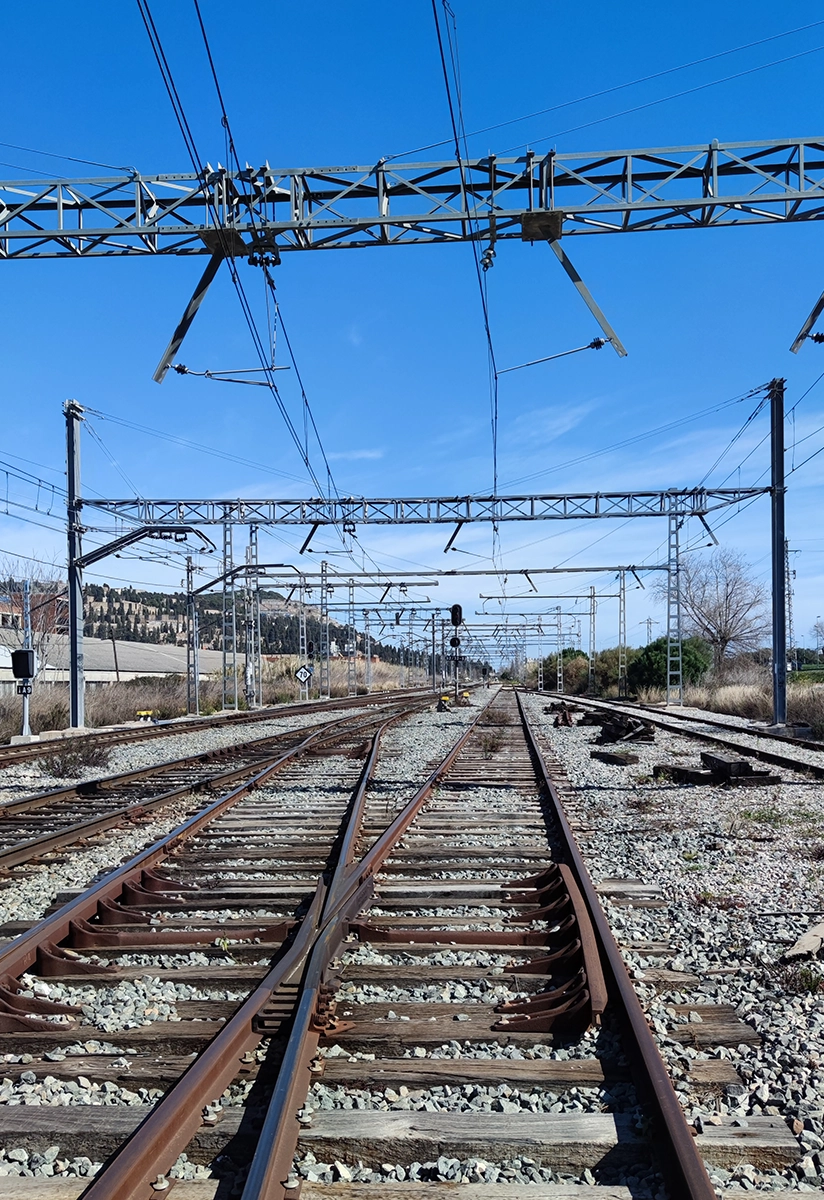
[0,685,436,767]
[0,701,418,981]
[0,694,434,874]
[237,693,496,1200]
[540,690,824,777]
[515,690,715,1200]
[78,704,413,1200]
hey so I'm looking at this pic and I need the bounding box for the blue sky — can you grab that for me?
[2,1,824,661]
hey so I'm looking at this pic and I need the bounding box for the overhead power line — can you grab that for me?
[136,0,337,506]
[81,406,309,486]
[431,0,501,574]
[494,384,770,492]
[389,18,824,159]
[501,42,824,154]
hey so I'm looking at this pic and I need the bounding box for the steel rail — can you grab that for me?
[239,695,496,1199]
[0,688,427,816]
[515,690,715,1200]
[0,700,421,982]
[0,737,293,817]
[79,706,411,1200]
[0,686,434,767]
[0,698,432,873]
[612,694,824,751]
[542,691,824,779]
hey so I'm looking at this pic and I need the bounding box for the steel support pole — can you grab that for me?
[231,561,239,710]
[243,553,255,710]
[364,610,372,693]
[555,611,563,693]
[65,400,85,728]
[186,557,195,715]
[666,507,683,706]
[771,378,787,726]
[785,538,796,674]
[221,521,232,711]
[192,604,200,715]
[250,524,262,706]
[298,583,309,703]
[319,560,330,700]
[618,570,627,698]
[347,582,357,696]
[588,586,596,695]
[431,617,436,691]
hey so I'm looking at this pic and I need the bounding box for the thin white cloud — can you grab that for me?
[327,448,384,461]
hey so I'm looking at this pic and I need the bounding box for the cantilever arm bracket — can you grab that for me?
[548,239,628,358]
[153,251,225,384]
[698,514,719,545]
[299,523,320,555]
[443,521,466,554]
[77,525,213,570]
[790,289,824,353]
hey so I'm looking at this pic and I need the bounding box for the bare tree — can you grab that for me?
[813,617,824,658]
[656,548,769,674]
[0,555,67,670]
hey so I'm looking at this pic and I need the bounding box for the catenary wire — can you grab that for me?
[500,43,824,154]
[0,139,132,172]
[431,0,502,580]
[696,392,769,486]
[80,406,309,486]
[188,1,401,592]
[137,0,336,508]
[190,0,343,506]
[387,19,824,160]
[493,385,769,492]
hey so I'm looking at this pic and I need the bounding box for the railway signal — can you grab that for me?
[10,584,37,739]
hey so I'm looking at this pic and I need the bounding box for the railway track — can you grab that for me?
[0,694,431,876]
[541,692,824,780]
[0,688,434,770]
[0,686,779,1199]
[626,699,824,751]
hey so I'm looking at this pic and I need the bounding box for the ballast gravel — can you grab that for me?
[301,1077,637,1115]
[0,703,368,804]
[290,1149,662,1193]
[0,797,196,929]
[16,971,245,1034]
[522,691,824,1191]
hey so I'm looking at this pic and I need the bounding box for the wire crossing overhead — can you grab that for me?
[81,487,768,528]
[2,138,823,258]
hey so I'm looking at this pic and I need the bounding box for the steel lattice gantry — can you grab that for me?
[80,488,767,528]
[2,137,824,258]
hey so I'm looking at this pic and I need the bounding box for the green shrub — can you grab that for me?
[627,637,711,692]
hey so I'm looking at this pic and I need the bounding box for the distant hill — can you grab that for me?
[82,584,412,664]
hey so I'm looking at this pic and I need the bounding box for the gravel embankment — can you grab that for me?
[523,691,824,1192]
[0,704,371,804]
[0,798,197,929]
[0,693,496,1180]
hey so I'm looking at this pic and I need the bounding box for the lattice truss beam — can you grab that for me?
[80,488,768,529]
[2,138,823,258]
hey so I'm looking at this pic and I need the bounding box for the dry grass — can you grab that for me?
[0,656,434,742]
[41,744,113,777]
[480,732,504,759]
[638,678,824,737]
[483,709,513,727]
